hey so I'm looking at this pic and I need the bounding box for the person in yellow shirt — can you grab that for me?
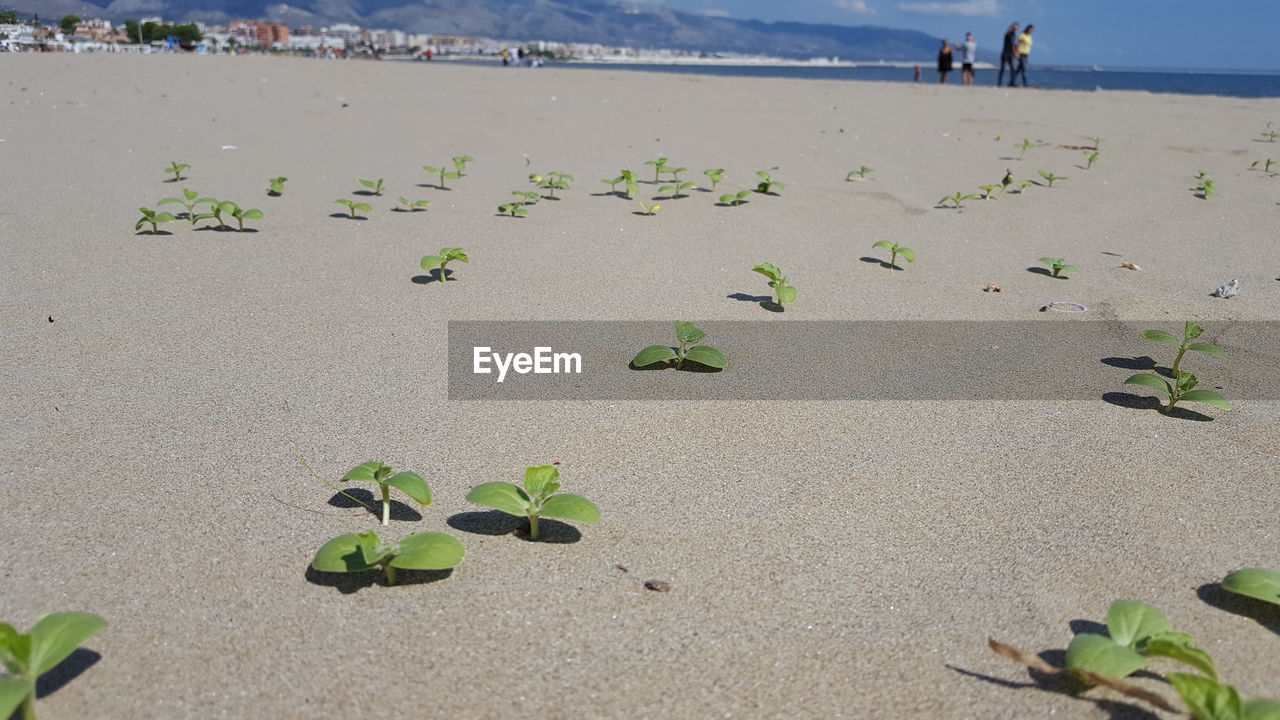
[1010,24,1033,87]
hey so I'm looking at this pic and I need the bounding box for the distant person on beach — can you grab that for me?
[1010,24,1033,86]
[501,48,510,66]
[997,22,1019,86]
[914,64,922,82]
[937,39,953,84]
[955,32,976,85]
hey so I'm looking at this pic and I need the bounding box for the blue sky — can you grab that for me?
[662,0,1280,71]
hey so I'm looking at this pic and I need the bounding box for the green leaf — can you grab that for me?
[342,461,388,484]
[311,532,380,573]
[241,209,263,220]
[540,493,601,525]
[384,471,432,506]
[1187,342,1227,359]
[0,677,30,720]
[776,285,797,305]
[421,255,444,270]
[1222,568,1280,605]
[466,482,533,517]
[719,194,736,204]
[28,613,108,676]
[1179,390,1231,410]
[183,188,198,200]
[1142,329,1182,348]
[658,185,675,194]
[388,532,466,570]
[523,465,560,496]
[158,197,184,205]
[1141,633,1218,681]
[217,201,239,215]
[1168,673,1243,720]
[674,321,707,345]
[872,240,895,251]
[683,345,728,369]
[1125,373,1173,394]
[633,345,678,367]
[1065,633,1147,679]
[1107,600,1172,647]
[898,247,916,263]
[1060,265,1078,274]
[354,203,373,212]
[1244,699,1280,720]
[752,263,783,282]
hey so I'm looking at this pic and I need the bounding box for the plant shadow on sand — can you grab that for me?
[1100,356,1162,372]
[305,565,454,594]
[329,213,368,220]
[628,355,724,373]
[36,649,102,699]
[411,269,455,284]
[447,510,581,544]
[727,292,784,313]
[327,489,422,522]
[1197,582,1280,635]
[860,256,905,272]
[1027,267,1069,279]
[1100,392,1214,421]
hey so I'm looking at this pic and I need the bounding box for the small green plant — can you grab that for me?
[1195,172,1216,198]
[658,181,696,198]
[1124,322,1230,414]
[534,171,573,198]
[703,168,725,190]
[1038,170,1067,187]
[1038,257,1076,278]
[267,176,287,196]
[0,612,108,720]
[397,197,431,211]
[1087,136,1103,151]
[601,175,624,194]
[644,157,669,183]
[632,321,728,371]
[1001,169,1015,193]
[229,204,263,231]
[1250,158,1277,175]
[872,241,915,270]
[420,247,469,283]
[939,191,980,209]
[638,201,662,216]
[192,199,229,228]
[754,170,784,194]
[466,465,600,541]
[452,155,474,176]
[311,529,465,585]
[158,188,214,224]
[1167,672,1280,720]
[1261,122,1279,143]
[498,201,529,217]
[164,160,189,181]
[1065,600,1216,681]
[663,165,688,182]
[358,178,384,196]
[135,206,176,233]
[1221,568,1280,606]
[340,461,433,526]
[423,164,460,189]
[335,198,372,219]
[621,170,639,200]
[1084,151,1099,169]
[719,190,752,206]
[978,184,1002,199]
[1015,138,1035,161]
[846,166,875,181]
[752,262,796,305]
[512,190,540,205]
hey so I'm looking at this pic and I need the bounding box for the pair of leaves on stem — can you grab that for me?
[1124,323,1230,412]
[753,263,796,305]
[632,321,728,371]
[420,248,469,283]
[1039,257,1077,278]
[872,241,914,269]
[466,465,601,541]
[0,613,108,719]
[1065,600,1217,681]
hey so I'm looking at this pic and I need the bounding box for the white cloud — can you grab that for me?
[833,0,875,14]
[898,0,999,16]
[697,7,731,17]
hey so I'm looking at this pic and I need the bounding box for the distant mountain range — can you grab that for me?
[15,0,997,62]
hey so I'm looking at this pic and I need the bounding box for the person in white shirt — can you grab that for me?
[953,32,977,85]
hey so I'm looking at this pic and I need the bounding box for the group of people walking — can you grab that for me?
[931,22,1034,87]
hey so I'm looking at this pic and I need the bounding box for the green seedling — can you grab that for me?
[978,184,1002,199]
[158,188,215,224]
[644,157,669,183]
[135,206,176,233]
[872,241,915,270]
[498,202,529,217]
[1124,321,1230,414]
[1261,123,1279,143]
[1038,257,1076,278]
[397,197,431,211]
[452,155,474,176]
[229,205,263,231]
[358,178,384,196]
[638,202,662,216]
[1038,170,1067,187]
[658,181,696,198]
[1087,136,1103,151]
[1084,151,1099,169]
[601,175,624,194]
[754,170,784,194]
[311,529,464,585]
[267,176,287,196]
[632,321,728,371]
[164,160,189,181]
[192,198,228,228]
[0,612,108,720]
[1250,158,1277,174]
[1222,568,1280,606]
[340,461,433,526]
[703,168,725,190]
[420,247,468,283]
[752,262,796,305]
[335,198,372,218]
[621,170,639,199]
[1015,138,1035,161]
[422,164,460,189]
[846,166,875,180]
[939,191,980,208]
[466,465,601,541]
[1065,600,1217,681]
[512,190,541,205]
[1196,173,1216,198]
[534,171,573,198]
[719,190,752,206]
[1167,673,1280,720]
[1001,169,1015,193]
[663,165,688,182]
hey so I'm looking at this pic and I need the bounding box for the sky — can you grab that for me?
[661,0,1280,71]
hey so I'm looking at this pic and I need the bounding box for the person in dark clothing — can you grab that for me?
[997,22,1019,86]
[937,39,953,84]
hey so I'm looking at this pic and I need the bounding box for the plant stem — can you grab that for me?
[439,263,447,283]
[380,483,391,526]
[891,250,898,269]
[528,513,540,540]
[1164,344,1189,412]
[22,690,35,720]
[384,564,398,586]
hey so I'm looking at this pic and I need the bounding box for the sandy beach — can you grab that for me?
[2,54,1278,719]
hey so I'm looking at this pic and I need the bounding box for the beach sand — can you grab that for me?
[2,54,1279,719]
